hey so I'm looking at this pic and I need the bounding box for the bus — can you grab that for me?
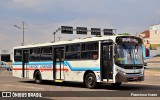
[12,35,144,88]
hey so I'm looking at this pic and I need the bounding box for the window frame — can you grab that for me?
[40,46,53,61]
[65,43,81,60]
[14,49,23,62]
[80,42,99,60]
[64,41,99,61]
[29,47,41,62]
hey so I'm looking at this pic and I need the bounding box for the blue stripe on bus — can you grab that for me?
[13,62,53,65]
[13,61,100,71]
[64,61,100,71]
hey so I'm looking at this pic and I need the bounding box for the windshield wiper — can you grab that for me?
[132,45,139,64]
[122,44,133,60]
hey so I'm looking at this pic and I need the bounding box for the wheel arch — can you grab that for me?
[83,70,96,82]
[33,69,41,79]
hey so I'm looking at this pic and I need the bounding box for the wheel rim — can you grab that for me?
[87,76,94,87]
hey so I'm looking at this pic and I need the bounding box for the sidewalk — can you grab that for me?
[146,56,160,63]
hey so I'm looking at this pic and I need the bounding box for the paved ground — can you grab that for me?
[0,63,160,100]
[146,56,160,63]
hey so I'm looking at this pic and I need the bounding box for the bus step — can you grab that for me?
[55,80,63,82]
[102,79,113,83]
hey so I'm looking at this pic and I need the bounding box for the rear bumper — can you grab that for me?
[115,72,144,82]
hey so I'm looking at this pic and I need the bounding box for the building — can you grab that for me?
[139,24,160,57]
[149,24,160,44]
[0,50,11,62]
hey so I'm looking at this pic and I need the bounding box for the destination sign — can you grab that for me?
[104,29,113,35]
[76,27,87,34]
[91,28,101,35]
[61,26,73,34]
[116,36,142,44]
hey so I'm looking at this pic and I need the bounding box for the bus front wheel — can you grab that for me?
[34,71,42,84]
[84,73,97,89]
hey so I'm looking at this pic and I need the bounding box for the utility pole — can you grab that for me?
[14,22,28,46]
[53,32,56,42]
[22,22,24,46]
[58,37,62,41]
[52,28,61,42]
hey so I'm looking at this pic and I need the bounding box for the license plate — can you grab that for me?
[133,77,138,80]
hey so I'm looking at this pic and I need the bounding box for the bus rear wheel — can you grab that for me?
[84,73,97,89]
[34,71,42,84]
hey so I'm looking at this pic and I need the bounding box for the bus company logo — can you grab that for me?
[2,92,11,97]
[133,67,137,69]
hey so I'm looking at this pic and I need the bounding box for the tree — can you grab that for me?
[118,33,130,35]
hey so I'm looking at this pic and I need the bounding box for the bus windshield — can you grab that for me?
[115,44,143,65]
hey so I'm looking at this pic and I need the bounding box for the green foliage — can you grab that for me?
[118,33,130,35]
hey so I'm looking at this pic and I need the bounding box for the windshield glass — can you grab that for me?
[115,45,143,65]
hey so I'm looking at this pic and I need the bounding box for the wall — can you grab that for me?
[149,25,160,44]
[150,47,160,57]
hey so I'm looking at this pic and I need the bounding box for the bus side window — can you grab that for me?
[14,49,22,62]
[41,47,52,61]
[92,52,98,60]
[81,42,99,60]
[30,48,40,62]
[65,44,80,60]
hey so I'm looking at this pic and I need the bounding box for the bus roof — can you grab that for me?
[13,35,138,49]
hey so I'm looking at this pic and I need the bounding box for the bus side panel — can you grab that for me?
[28,70,34,79]
[64,70,80,82]
[63,60,100,82]
[27,63,53,80]
[12,65,23,78]
[28,69,53,80]
[40,70,53,80]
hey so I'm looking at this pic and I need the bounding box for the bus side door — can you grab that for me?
[22,49,29,78]
[101,43,113,81]
[53,47,65,80]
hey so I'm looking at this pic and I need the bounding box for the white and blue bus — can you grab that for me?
[13,35,144,88]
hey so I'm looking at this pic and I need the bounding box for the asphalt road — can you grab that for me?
[0,67,160,100]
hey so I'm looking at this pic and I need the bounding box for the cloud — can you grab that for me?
[2,0,52,12]
[1,0,108,13]
[1,0,160,50]
[56,0,108,13]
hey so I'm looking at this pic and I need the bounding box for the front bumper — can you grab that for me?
[115,72,144,82]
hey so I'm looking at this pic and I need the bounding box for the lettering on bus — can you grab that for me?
[29,65,38,68]
[40,65,52,68]
[29,65,52,69]
[116,36,142,44]
[122,38,138,43]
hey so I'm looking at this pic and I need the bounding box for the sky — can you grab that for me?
[0,0,160,50]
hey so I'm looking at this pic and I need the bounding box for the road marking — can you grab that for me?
[4,84,44,90]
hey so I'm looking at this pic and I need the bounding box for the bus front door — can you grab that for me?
[101,43,113,81]
[53,47,64,81]
[22,50,29,78]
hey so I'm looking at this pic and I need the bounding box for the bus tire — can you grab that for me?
[111,82,122,87]
[85,73,97,89]
[34,71,42,84]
